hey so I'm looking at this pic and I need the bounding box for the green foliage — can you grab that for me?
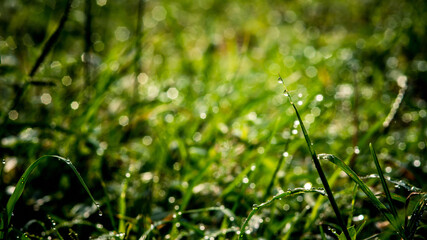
[1,0,426,239]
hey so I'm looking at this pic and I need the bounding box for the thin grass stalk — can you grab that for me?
[278,75,351,240]
[369,143,399,219]
[118,172,130,234]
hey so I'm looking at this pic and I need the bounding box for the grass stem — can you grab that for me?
[278,75,351,240]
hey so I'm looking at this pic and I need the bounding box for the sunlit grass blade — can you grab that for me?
[318,153,404,237]
[369,143,399,220]
[279,76,351,240]
[0,155,100,239]
[238,188,326,240]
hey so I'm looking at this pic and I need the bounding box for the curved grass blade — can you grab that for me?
[1,155,100,239]
[238,188,326,240]
[318,153,404,238]
[369,143,399,220]
[279,76,351,240]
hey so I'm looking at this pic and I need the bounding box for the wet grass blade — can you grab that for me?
[279,76,351,240]
[405,193,426,239]
[1,155,100,239]
[369,143,399,220]
[318,153,404,238]
[238,188,326,240]
[361,174,421,192]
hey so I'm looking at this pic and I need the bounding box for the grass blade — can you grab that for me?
[118,172,130,234]
[238,188,326,239]
[361,174,421,192]
[369,143,399,220]
[1,155,100,239]
[318,153,404,237]
[405,193,426,239]
[279,76,351,240]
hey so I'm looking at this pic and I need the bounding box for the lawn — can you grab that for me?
[0,0,426,239]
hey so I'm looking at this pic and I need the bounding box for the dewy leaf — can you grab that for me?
[318,153,404,237]
[1,155,100,239]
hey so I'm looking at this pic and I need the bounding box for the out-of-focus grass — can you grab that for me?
[0,0,426,239]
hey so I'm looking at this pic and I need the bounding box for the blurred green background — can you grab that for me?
[1,0,426,239]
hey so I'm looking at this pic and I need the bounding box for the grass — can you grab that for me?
[1,0,426,239]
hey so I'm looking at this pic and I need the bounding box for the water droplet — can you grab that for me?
[252,204,258,209]
[98,211,103,216]
[278,79,283,84]
[2,159,5,164]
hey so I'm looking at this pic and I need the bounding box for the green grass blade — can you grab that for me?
[369,143,399,220]
[1,155,100,239]
[279,77,351,240]
[238,188,326,240]
[318,153,404,237]
[339,226,356,240]
[361,174,421,192]
[118,172,130,234]
[405,193,426,239]
[348,184,358,228]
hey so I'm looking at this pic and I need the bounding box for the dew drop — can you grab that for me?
[278,79,283,84]
[2,159,5,164]
[98,211,103,216]
[252,204,258,209]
